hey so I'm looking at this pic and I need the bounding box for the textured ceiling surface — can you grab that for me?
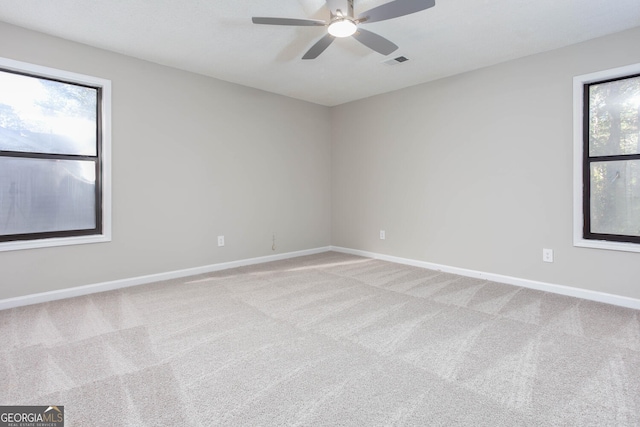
[0,0,639,106]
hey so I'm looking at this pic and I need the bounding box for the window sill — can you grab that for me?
[0,233,111,252]
[574,238,640,254]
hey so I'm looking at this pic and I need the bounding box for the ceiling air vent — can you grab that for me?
[383,56,409,66]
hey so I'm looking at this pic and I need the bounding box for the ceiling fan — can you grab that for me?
[252,0,436,60]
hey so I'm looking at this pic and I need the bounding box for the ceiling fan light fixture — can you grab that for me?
[328,19,357,38]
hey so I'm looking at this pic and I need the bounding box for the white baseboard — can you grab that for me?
[0,246,332,311]
[331,246,640,310]
[3,245,639,312]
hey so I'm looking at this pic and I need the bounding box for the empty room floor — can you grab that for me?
[1,251,639,425]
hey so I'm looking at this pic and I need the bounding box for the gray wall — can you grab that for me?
[0,22,332,299]
[2,21,639,302]
[332,27,640,300]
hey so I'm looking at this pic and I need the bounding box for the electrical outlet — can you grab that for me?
[543,248,553,263]
[380,230,386,240]
[218,235,225,247]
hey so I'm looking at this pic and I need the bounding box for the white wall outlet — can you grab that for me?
[380,230,386,240]
[543,248,553,263]
[218,235,225,247]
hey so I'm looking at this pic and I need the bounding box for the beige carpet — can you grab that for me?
[1,251,639,426]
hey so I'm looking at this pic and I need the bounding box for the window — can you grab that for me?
[574,63,640,252]
[0,57,111,252]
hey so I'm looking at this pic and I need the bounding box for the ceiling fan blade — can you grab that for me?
[357,0,435,23]
[352,28,398,55]
[302,34,335,59]
[252,17,326,26]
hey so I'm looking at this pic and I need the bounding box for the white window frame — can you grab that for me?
[0,57,111,252]
[573,62,640,253]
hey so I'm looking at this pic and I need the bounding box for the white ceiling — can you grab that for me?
[0,0,639,106]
